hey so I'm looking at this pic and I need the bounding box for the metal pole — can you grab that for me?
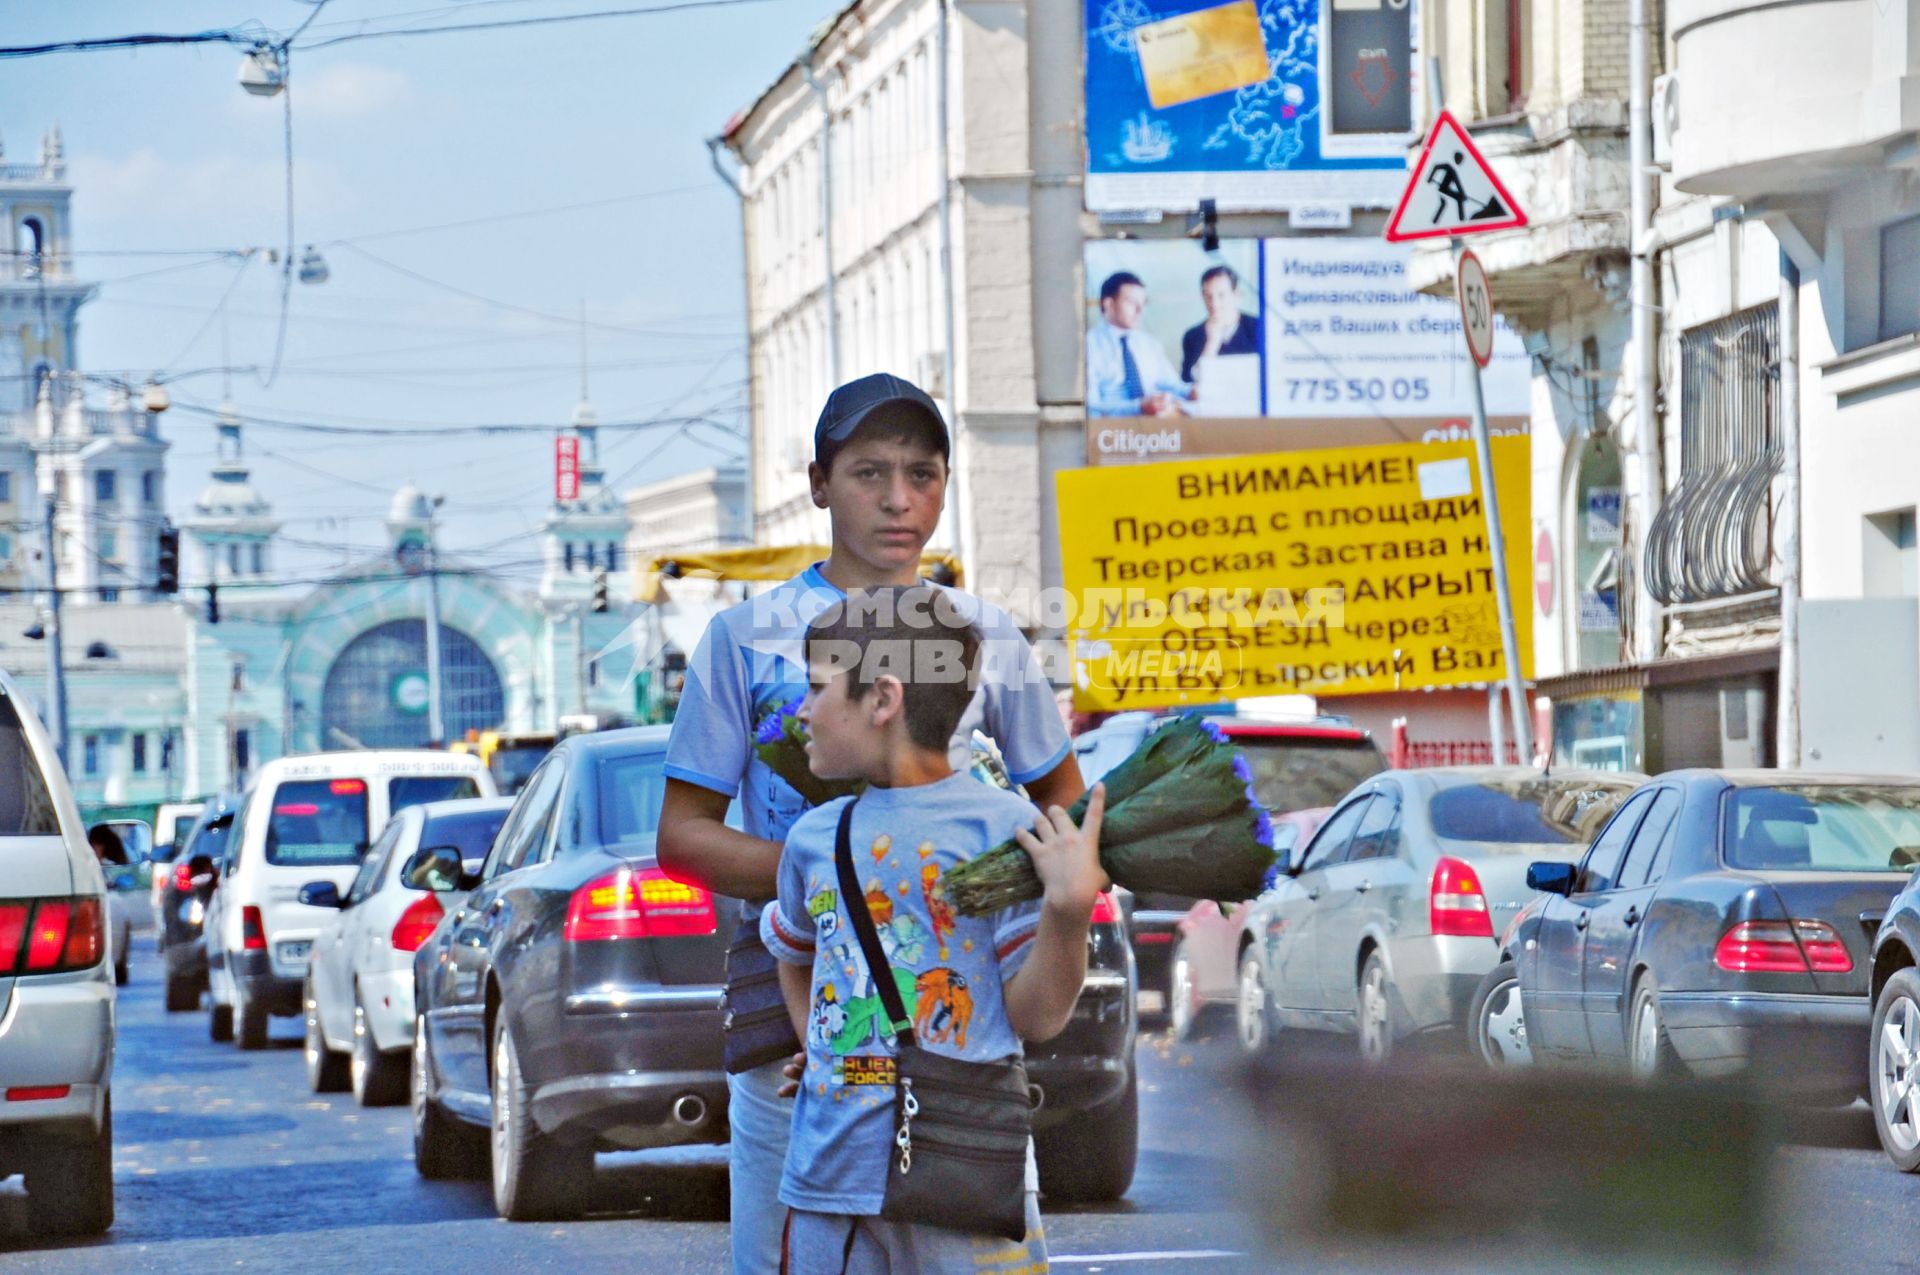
[573,606,588,716]
[1487,686,1507,767]
[801,62,841,385]
[1628,0,1660,662]
[1777,251,1802,767]
[41,492,67,771]
[1457,265,1535,759]
[934,0,969,572]
[424,512,446,748]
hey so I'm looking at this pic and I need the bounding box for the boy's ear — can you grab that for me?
[868,674,906,729]
[808,461,829,509]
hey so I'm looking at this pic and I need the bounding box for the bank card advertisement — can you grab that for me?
[1084,237,1530,464]
[1084,0,1416,213]
[1056,436,1532,710]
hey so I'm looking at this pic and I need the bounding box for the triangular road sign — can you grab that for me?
[1384,110,1528,242]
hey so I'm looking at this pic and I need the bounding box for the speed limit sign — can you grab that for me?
[1456,249,1495,368]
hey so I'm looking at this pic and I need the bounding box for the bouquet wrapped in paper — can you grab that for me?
[753,697,863,808]
[946,714,1276,917]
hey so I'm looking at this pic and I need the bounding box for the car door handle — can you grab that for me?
[1575,911,1589,931]
[1306,888,1321,901]
[1624,906,1640,927]
[1356,881,1371,893]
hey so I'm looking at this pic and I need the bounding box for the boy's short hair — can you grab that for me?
[805,586,982,751]
[1100,271,1144,303]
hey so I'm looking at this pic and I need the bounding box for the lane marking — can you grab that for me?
[1051,1252,1243,1265]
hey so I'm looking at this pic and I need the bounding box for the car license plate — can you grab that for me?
[278,940,312,964]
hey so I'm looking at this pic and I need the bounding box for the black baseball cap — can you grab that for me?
[813,373,950,463]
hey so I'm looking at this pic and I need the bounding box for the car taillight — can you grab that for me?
[1714,920,1853,975]
[391,893,445,953]
[1430,857,1494,938]
[7,897,103,975]
[242,905,267,951]
[174,861,196,894]
[1090,892,1119,925]
[565,867,716,941]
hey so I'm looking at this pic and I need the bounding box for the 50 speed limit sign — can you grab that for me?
[1456,249,1495,368]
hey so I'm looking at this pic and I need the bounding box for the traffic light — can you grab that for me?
[591,570,609,613]
[205,584,219,625]
[155,524,180,594]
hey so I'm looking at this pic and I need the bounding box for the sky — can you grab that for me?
[3,0,831,585]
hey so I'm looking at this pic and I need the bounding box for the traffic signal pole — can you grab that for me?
[41,491,68,772]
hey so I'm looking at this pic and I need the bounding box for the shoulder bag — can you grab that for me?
[833,800,1033,1241]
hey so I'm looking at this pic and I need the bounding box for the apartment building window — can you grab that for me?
[1880,215,1920,341]
[1865,508,1919,596]
[251,543,264,574]
[99,530,117,561]
[142,471,157,504]
[99,588,118,602]
[0,471,10,502]
[227,543,241,575]
[131,732,147,774]
[83,734,99,776]
[0,533,12,560]
[1646,305,1780,604]
[94,470,115,503]
[1505,0,1533,111]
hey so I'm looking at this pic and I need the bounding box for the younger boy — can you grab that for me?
[759,587,1106,1275]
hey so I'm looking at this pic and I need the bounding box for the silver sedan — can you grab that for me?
[301,798,514,1106]
[1235,767,1642,1063]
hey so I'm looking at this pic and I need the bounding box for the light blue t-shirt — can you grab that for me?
[760,776,1045,1215]
[663,564,1071,890]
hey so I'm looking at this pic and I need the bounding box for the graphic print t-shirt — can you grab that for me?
[662,564,1071,908]
[759,776,1044,1214]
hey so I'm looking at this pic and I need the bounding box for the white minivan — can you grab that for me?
[206,751,494,1049]
[0,669,116,1236]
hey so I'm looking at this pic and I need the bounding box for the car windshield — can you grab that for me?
[0,693,59,836]
[490,747,549,795]
[421,807,512,865]
[188,815,233,863]
[390,775,482,813]
[1723,785,1920,873]
[1429,777,1639,850]
[1237,737,1386,815]
[265,779,370,867]
[597,751,668,845]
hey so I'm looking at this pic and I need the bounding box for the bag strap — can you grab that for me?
[834,800,916,1045]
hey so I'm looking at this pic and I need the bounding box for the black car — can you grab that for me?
[410,726,734,1221]
[157,796,239,1013]
[1865,849,1920,1170]
[1500,770,1915,1097]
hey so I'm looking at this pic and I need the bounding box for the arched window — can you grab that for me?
[227,543,241,575]
[563,541,575,572]
[18,217,45,277]
[251,543,265,575]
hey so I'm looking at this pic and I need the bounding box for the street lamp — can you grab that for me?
[239,46,287,97]
[296,246,330,285]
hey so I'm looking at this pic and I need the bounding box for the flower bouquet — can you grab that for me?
[753,697,863,808]
[945,714,1276,916]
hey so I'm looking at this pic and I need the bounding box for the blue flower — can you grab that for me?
[755,697,801,746]
[1252,807,1275,851]
[1231,753,1252,786]
[1189,714,1228,745]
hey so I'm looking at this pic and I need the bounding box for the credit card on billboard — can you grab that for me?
[1135,0,1270,110]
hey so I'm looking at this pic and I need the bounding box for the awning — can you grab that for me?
[1534,646,1780,700]
[632,545,963,602]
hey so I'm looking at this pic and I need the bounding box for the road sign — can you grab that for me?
[555,435,580,502]
[1456,249,1495,368]
[1384,110,1528,242]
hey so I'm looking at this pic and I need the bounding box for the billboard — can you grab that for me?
[1083,236,1530,463]
[1085,0,1417,214]
[1058,435,1533,709]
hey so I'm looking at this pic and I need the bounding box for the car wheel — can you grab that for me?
[26,1092,113,1237]
[165,975,198,1013]
[115,955,129,987]
[1357,951,1393,1065]
[1627,975,1678,1083]
[491,1016,590,1220]
[209,1001,234,1043]
[1035,1068,1139,1203]
[1872,967,1920,1172]
[236,986,270,1051]
[1235,950,1273,1056]
[304,977,349,1092]
[1470,959,1531,1070]
[414,1015,486,1180]
[1169,937,1200,1042]
[351,995,407,1107]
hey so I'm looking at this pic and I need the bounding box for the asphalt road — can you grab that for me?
[2,945,1914,1273]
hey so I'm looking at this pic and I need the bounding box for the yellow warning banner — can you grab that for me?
[1058,436,1532,710]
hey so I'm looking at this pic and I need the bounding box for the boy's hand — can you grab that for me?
[776,1051,806,1099]
[1015,782,1109,916]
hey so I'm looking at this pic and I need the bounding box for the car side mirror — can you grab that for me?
[400,845,471,893]
[1527,861,1577,896]
[298,880,344,910]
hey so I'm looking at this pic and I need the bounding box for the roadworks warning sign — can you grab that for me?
[1058,436,1532,710]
